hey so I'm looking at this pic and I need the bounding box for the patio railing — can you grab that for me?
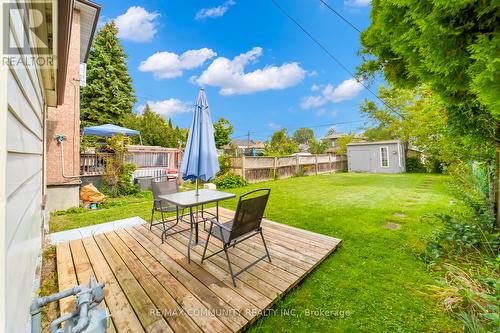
[80,153,113,176]
[230,154,347,183]
[80,146,181,176]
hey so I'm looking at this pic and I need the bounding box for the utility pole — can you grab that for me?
[247,130,251,151]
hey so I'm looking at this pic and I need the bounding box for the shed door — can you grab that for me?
[349,149,371,172]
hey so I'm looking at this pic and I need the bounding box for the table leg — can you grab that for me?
[195,209,199,244]
[188,206,193,263]
[216,201,219,221]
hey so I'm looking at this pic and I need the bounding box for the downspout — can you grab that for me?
[397,141,402,171]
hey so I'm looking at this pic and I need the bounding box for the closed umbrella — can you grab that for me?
[180,89,220,195]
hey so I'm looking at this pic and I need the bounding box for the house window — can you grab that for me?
[380,147,389,167]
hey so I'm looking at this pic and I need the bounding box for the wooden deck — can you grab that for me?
[55,208,341,332]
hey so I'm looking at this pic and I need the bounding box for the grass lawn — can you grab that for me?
[50,173,461,332]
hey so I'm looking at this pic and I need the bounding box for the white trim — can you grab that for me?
[0,2,7,329]
[380,146,389,168]
[397,142,402,168]
[48,216,147,244]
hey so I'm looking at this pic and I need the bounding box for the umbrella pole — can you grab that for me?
[195,178,199,196]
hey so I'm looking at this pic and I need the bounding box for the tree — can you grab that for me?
[360,85,418,157]
[292,128,315,144]
[81,22,137,128]
[359,0,499,144]
[361,85,494,169]
[362,126,393,142]
[213,118,233,149]
[336,134,361,154]
[308,138,329,154]
[264,129,299,156]
[123,104,185,148]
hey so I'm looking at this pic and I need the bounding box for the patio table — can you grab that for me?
[158,189,235,262]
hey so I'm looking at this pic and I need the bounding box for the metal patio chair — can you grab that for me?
[201,188,272,287]
[150,179,185,233]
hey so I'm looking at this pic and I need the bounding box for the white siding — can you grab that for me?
[3,3,46,330]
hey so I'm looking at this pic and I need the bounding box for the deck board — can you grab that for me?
[56,208,341,332]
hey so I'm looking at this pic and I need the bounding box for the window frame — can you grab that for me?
[380,146,389,168]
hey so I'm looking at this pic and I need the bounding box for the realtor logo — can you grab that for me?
[2,0,55,68]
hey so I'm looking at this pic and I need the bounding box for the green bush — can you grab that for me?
[406,156,426,172]
[421,167,499,331]
[102,135,140,197]
[217,154,232,176]
[214,173,248,189]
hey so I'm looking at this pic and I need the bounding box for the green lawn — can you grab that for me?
[50,173,461,332]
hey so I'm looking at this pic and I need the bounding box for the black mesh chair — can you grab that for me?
[150,179,184,233]
[201,188,271,287]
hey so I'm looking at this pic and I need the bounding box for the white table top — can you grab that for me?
[158,189,235,207]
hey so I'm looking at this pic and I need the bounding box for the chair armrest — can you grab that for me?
[209,218,232,231]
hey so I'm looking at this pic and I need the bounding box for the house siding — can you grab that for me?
[2,3,46,331]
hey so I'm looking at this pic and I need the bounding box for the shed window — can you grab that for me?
[380,147,389,167]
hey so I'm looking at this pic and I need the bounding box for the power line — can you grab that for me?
[318,0,361,33]
[270,0,403,118]
[232,119,366,139]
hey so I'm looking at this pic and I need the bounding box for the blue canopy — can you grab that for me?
[180,89,219,183]
[82,124,140,137]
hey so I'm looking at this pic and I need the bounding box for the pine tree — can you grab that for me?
[81,22,136,128]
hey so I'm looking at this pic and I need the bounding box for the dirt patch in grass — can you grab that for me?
[393,212,407,219]
[39,246,59,333]
[384,222,401,230]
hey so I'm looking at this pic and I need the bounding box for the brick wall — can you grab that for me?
[46,9,81,186]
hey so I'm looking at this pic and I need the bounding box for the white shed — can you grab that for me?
[347,140,406,173]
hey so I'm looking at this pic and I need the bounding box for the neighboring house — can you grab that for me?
[324,133,345,152]
[298,143,309,153]
[0,1,99,331]
[324,133,365,153]
[227,140,265,156]
[347,140,406,173]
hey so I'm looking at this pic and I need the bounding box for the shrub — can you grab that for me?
[214,173,248,189]
[217,154,232,176]
[102,135,140,197]
[406,156,426,172]
[421,165,499,331]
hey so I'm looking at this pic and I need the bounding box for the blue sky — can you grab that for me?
[97,0,375,141]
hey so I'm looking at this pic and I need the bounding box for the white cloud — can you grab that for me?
[139,48,217,79]
[311,84,321,92]
[195,0,235,20]
[301,78,364,109]
[138,99,192,117]
[195,47,307,95]
[115,6,160,42]
[344,0,371,7]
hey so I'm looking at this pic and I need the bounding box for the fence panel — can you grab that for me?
[230,154,347,183]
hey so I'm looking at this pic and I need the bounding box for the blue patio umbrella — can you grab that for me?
[181,89,220,195]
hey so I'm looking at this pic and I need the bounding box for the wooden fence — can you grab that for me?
[230,154,347,183]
